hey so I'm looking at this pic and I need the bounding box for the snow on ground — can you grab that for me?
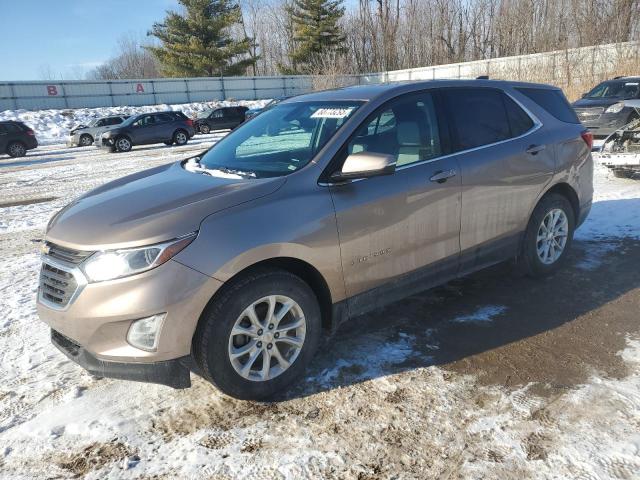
[0,99,269,145]
[0,140,639,478]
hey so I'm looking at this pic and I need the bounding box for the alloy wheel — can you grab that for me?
[8,143,25,157]
[536,208,568,264]
[175,132,187,144]
[228,295,306,382]
[116,138,131,151]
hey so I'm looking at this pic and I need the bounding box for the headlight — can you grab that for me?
[605,102,625,114]
[102,131,113,138]
[81,233,196,282]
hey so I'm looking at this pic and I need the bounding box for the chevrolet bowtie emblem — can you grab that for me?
[40,244,50,255]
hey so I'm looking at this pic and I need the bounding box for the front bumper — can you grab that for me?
[51,329,191,388]
[37,255,223,365]
[66,134,80,147]
[582,113,633,138]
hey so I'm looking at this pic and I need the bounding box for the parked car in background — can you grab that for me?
[0,121,38,157]
[98,111,195,152]
[67,115,129,147]
[193,106,248,134]
[597,99,640,178]
[38,80,592,400]
[245,96,291,119]
[572,76,640,138]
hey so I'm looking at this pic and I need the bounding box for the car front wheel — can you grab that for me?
[115,136,132,152]
[199,124,211,134]
[519,193,575,277]
[193,269,321,400]
[79,134,93,146]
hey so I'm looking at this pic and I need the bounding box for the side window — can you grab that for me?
[211,110,224,119]
[516,87,580,124]
[444,88,511,151]
[503,94,535,137]
[95,120,105,127]
[153,113,173,123]
[5,123,20,133]
[347,92,442,167]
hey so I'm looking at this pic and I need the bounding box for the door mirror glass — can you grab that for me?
[330,152,396,182]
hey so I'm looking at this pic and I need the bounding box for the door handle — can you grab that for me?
[430,169,457,183]
[526,144,546,155]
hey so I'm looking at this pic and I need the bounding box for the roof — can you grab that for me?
[284,79,558,104]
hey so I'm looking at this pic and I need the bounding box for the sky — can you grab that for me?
[0,0,178,81]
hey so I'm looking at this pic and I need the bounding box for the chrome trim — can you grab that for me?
[38,255,88,311]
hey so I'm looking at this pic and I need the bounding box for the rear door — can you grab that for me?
[130,115,156,144]
[442,87,555,271]
[153,113,175,142]
[329,91,462,313]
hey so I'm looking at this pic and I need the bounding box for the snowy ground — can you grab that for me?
[0,100,268,145]
[0,138,639,479]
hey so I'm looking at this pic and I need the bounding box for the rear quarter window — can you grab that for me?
[516,87,580,124]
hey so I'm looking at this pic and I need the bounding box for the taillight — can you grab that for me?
[185,119,194,127]
[26,129,35,136]
[581,130,593,150]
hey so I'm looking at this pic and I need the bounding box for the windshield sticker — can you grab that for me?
[311,107,354,119]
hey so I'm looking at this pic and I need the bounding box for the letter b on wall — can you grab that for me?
[47,85,58,96]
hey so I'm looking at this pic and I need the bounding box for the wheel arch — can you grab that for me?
[195,256,334,338]
[6,139,26,153]
[541,182,580,222]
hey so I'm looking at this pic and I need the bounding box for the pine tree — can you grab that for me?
[285,0,345,73]
[147,0,256,77]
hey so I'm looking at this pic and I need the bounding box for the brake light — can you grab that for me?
[185,119,194,127]
[26,129,35,136]
[581,130,593,150]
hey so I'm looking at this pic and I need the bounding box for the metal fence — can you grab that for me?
[1,41,638,111]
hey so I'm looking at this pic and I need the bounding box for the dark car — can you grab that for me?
[193,106,248,134]
[98,111,196,152]
[572,77,640,138]
[0,121,38,157]
[246,96,291,119]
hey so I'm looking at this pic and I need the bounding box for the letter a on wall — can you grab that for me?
[136,83,145,93]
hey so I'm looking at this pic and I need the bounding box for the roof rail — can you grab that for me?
[476,75,489,80]
[614,76,625,79]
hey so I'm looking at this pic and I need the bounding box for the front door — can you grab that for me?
[329,91,461,315]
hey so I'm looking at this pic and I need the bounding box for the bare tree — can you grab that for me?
[87,33,160,80]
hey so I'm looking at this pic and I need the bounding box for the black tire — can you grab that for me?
[114,136,132,152]
[518,193,575,278]
[199,124,211,134]
[7,141,26,158]
[79,134,93,146]
[173,129,188,145]
[193,269,322,400]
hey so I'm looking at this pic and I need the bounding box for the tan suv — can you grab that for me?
[38,80,593,400]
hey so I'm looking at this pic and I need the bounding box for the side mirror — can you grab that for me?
[330,152,396,183]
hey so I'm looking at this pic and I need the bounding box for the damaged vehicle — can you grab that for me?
[37,80,593,400]
[67,115,129,147]
[597,99,640,178]
[572,76,640,139]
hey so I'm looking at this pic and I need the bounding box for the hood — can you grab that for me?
[572,97,620,108]
[46,161,285,250]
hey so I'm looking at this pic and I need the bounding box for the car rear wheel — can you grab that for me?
[193,269,321,400]
[199,124,210,134]
[519,193,575,277]
[79,134,93,146]
[174,130,188,145]
[7,141,26,158]
[115,136,132,152]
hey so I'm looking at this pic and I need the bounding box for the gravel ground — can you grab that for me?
[0,139,639,479]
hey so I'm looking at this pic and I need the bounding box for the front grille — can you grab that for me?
[575,107,605,121]
[39,263,78,307]
[45,242,93,265]
[51,329,81,357]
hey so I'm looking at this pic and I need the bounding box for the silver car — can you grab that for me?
[67,115,129,147]
[38,80,593,400]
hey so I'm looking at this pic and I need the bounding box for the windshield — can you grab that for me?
[196,101,362,178]
[586,80,640,100]
[197,109,213,118]
[88,118,99,127]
